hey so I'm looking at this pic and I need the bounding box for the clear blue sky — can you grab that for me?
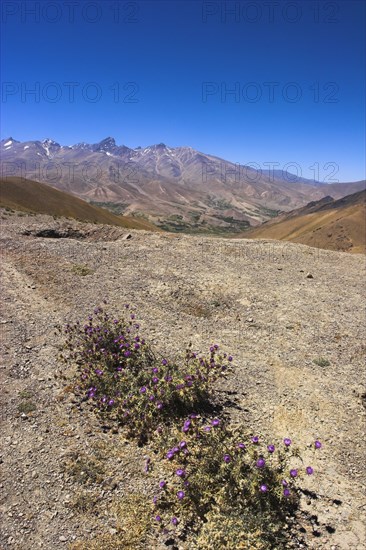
[1,0,365,181]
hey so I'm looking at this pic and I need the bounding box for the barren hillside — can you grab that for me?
[0,210,365,549]
[242,190,366,253]
[0,177,158,231]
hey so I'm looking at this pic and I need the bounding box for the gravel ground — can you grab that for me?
[0,211,365,549]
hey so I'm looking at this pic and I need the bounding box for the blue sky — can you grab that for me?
[1,0,365,181]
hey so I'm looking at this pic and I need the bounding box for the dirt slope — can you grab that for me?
[241,190,366,253]
[0,177,158,231]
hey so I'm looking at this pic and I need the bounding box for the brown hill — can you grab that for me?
[0,176,158,231]
[240,190,366,253]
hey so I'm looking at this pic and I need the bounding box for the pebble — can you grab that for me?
[59,535,67,542]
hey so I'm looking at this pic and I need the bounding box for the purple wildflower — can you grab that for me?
[306,466,314,475]
[315,440,322,449]
[166,451,174,460]
[176,469,186,478]
[211,418,220,427]
[260,484,268,492]
[179,441,187,449]
[284,438,292,447]
[182,420,191,433]
[282,479,288,486]
[252,436,259,444]
[171,517,178,526]
[283,489,290,497]
[140,386,147,394]
[290,469,298,478]
[228,355,233,361]
[267,444,275,453]
[223,454,231,463]
[159,481,166,488]
[155,515,161,522]
[162,359,167,366]
[177,491,185,500]
[256,458,266,469]
[237,443,246,450]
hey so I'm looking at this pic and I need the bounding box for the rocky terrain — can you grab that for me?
[0,210,365,549]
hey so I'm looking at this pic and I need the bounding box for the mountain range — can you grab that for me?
[1,137,365,233]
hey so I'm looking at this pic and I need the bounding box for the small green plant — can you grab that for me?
[18,400,37,414]
[68,490,100,513]
[71,264,94,276]
[61,305,232,441]
[19,389,34,399]
[63,452,105,484]
[151,418,322,548]
[313,357,330,367]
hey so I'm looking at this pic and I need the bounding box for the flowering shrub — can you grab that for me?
[151,416,322,548]
[61,304,323,547]
[61,305,233,440]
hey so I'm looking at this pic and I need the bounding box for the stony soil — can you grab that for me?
[0,211,365,550]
